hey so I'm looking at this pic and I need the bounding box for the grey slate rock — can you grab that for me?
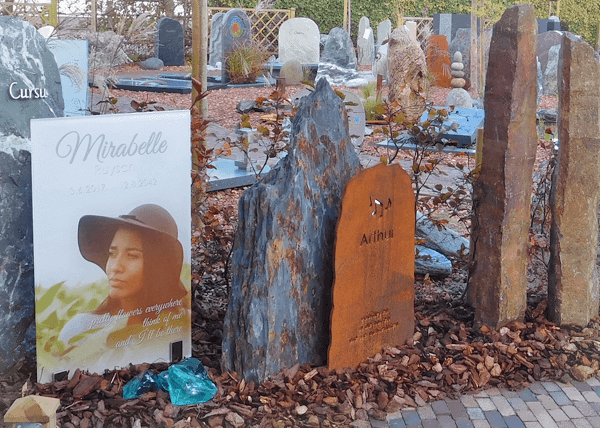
[139,57,164,70]
[0,16,64,138]
[416,212,470,258]
[0,149,35,373]
[222,78,361,382]
[209,13,225,66]
[321,27,357,69]
[543,44,560,95]
[415,245,453,276]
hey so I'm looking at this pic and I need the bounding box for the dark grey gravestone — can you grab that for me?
[321,27,357,69]
[221,78,361,382]
[433,13,472,44]
[221,9,252,84]
[0,16,64,374]
[156,17,184,66]
[0,16,64,138]
[209,12,224,66]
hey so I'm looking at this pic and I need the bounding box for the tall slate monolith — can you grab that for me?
[548,33,600,326]
[222,78,361,382]
[468,4,538,328]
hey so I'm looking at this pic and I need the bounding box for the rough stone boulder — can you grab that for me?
[0,16,64,138]
[0,146,35,373]
[388,27,429,121]
[321,27,357,69]
[222,78,361,382]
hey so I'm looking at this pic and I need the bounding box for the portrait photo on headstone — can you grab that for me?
[30,111,192,383]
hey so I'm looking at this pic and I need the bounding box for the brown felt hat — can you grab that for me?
[78,204,184,278]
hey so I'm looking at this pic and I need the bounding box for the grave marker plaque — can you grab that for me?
[329,163,415,370]
[278,17,320,64]
[31,111,192,382]
[156,17,184,66]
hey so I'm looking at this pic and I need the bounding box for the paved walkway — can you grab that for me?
[361,378,600,428]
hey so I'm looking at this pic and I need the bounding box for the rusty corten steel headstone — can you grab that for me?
[548,33,600,326]
[467,4,538,328]
[329,164,414,371]
[221,78,361,382]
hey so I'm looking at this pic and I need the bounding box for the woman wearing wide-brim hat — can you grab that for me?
[58,204,188,349]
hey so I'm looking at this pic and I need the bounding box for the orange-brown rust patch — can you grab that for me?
[328,164,415,371]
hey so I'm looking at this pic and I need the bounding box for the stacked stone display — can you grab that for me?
[445,51,472,108]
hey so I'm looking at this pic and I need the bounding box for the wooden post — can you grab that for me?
[478,0,485,96]
[49,0,57,26]
[90,0,97,32]
[192,0,208,117]
[347,0,351,34]
[343,0,348,32]
[470,0,480,99]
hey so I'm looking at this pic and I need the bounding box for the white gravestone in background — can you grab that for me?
[278,18,320,64]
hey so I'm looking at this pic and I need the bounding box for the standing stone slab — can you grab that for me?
[543,44,560,95]
[329,164,414,371]
[209,12,225,66]
[222,78,361,382]
[468,4,538,328]
[156,17,184,66]
[427,35,452,88]
[321,27,357,69]
[548,33,600,326]
[221,9,252,83]
[377,19,392,46]
[0,17,64,138]
[278,17,320,64]
[357,16,375,66]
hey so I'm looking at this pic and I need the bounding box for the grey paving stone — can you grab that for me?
[371,419,391,428]
[519,389,538,402]
[389,419,407,428]
[562,386,586,402]
[556,422,576,428]
[419,406,436,420]
[477,398,497,412]
[475,392,490,398]
[432,401,452,415]
[563,405,585,419]
[403,411,422,426]
[504,416,526,428]
[543,382,563,393]
[526,401,559,428]
[551,391,572,406]
[456,418,474,428]
[488,388,502,396]
[529,384,548,395]
[594,387,600,398]
[484,411,507,428]
[491,396,516,416]
[406,425,422,428]
[591,403,600,414]
[422,421,440,428]
[438,415,456,428]
[447,400,468,419]
[573,381,594,392]
[473,421,491,428]
[575,401,598,417]
[516,409,537,422]
[523,423,542,428]
[508,398,529,411]
[500,389,519,399]
[548,408,569,422]
[588,416,600,428]
[539,394,559,410]
[583,391,600,403]
[572,418,593,428]
[462,395,479,408]
[468,408,486,420]
[586,378,600,388]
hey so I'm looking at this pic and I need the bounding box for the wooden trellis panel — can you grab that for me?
[404,17,433,45]
[0,0,57,26]
[208,7,295,53]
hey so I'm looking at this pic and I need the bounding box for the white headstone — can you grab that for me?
[377,19,392,46]
[278,18,320,64]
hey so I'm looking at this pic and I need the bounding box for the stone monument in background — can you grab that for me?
[156,17,184,66]
[278,17,320,64]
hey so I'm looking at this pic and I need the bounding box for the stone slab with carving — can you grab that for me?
[278,18,320,64]
[156,17,184,66]
[0,16,64,138]
[329,164,414,371]
[221,78,361,382]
